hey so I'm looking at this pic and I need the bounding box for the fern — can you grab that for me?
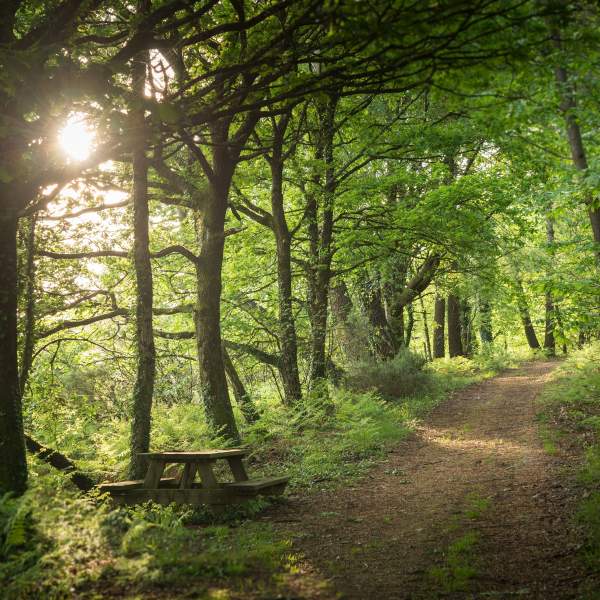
[0,493,32,557]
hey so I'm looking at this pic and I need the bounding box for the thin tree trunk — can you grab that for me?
[479,298,493,345]
[0,208,28,495]
[270,123,302,405]
[404,302,415,348]
[515,278,541,350]
[460,299,474,357]
[552,31,600,256]
[222,348,259,424]
[129,45,156,479]
[433,295,445,358]
[19,217,36,392]
[544,217,556,356]
[419,295,433,361]
[447,293,463,358]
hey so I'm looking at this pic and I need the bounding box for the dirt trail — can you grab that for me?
[276,360,590,599]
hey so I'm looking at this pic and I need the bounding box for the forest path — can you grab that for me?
[275,360,587,599]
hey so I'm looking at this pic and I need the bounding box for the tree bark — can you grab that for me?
[193,127,240,442]
[419,295,433,361]
[25,435,93,492]
[447,293,463,358]
[552,32,600,257]
[270,122,302,405]
[404,302,415,348]
[515,278,541,350]
[359,272,396,360]
[460,298,474,357]
[129,44,156,479]
[331,280,362,361]
[544,216,556,356]
[0,208,28,495]
[479,298,493,345]
[433,295,445,358]
[19,217,36,392]
[307,95,337,387]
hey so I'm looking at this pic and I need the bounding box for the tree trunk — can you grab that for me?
[222,348,259,424]
[359,272,396,360]
[544,216,556,356]
[19,217,36,392]
[129,46,156,479]
[0,209,28,495]
[460,299,474,357]
[515,279,541,350]
[270,132,302,405]
[404,302,415,348]
[307,95,337,388]
[479,298,493,345]
[419,296,433,361]
[25,435,93,492]
[552,33,600,257]
[433,295,445,358]
[194,157,240,443]
[331,280,364,361]
[447,293,463,358]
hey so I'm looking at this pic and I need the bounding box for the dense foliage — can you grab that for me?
[1,0,600,596]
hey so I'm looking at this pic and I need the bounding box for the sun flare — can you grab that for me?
[58,116,95,161]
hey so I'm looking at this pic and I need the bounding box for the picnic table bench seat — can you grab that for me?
[98,477,178,493]
[224,476,289,495]
[97,448,289,507]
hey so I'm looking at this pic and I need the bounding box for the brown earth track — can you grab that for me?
[274,360,596,600]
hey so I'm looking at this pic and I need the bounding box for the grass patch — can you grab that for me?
[537,342,600,578]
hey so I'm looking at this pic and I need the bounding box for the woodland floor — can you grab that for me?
[264,360,598,599]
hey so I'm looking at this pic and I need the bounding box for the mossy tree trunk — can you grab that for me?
[129,44,156,479]
[270,117,302,405]
[0,206,27,495]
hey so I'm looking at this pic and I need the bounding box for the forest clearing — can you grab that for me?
[2,1,600,598]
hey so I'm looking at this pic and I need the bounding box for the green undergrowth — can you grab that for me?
[3,347,524,598]
[537,342,600,589]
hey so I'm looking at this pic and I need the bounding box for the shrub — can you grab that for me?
[344,348,433,399]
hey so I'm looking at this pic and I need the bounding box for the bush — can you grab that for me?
[344,348,433,399]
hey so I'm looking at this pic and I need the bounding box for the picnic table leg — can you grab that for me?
[196,460,219,489]
[143,460,166,489]
[179,463,198,489]
[226,456,249,482]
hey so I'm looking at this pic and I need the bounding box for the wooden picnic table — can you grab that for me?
[99,448,289,507]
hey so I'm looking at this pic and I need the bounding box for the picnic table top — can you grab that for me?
[139,448,248,461]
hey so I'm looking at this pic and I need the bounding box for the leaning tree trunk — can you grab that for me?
[222,348,259,424]
[447,293,463,358]
[129,46,156,479]
[0,207,28,495]
[433,295,445,358]
[270,136,302,405]
[515,278,541,350]
[194,158,240,443]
